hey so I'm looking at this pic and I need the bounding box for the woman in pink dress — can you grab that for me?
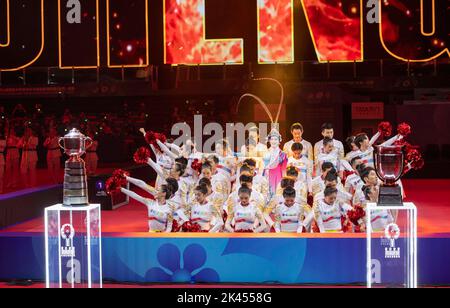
[262,128,288,197]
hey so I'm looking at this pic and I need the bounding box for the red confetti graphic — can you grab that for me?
[302,0,362,62]
[165,0,243,65]
[258,0,294,63]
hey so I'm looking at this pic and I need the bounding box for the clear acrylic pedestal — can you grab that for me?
[366,202,417,288]
[45,204,102,288]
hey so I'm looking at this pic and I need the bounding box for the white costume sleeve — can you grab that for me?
[254,208,267,233]
[341,160,354,172]
[147,157,166,180]
[166,142,182,156]
[380,135,403,147]
[369,132,381,146]
[149,144,158,157]
[120,187,148,206]
[303,210,315,230]
[297,209,305,233]
[126,176,157,196]
[156,140,178,160]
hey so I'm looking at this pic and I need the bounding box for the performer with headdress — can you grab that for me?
[263,128,288,197]
[236,78,287,197]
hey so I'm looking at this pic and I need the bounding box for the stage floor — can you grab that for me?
[2,179,450,237]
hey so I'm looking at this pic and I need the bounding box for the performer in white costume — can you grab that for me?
[314,186,353,233]
[283,123,313,160]
[273,187,311,233]
[120,183,175,233]
[314,123,345,162]
[185,185,223,232]
[225,186,267,233]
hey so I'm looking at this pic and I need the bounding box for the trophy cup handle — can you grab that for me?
[58,137,65,150]
[85,137,93,150]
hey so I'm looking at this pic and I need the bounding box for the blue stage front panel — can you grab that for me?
[1,235,449,285]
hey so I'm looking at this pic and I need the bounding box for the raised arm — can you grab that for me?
[209,205,224,233]
[224,206,235,233]
[125,176,157,196]
[165,142,182,156]
[314,205,325,233]
[156,140,178,160]
[380,134,403,147]
[147,157,166,180]
[120,187,148,207]
[369,132,381,147]
[254,208,267,233]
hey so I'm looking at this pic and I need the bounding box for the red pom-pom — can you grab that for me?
[156,133,167,144]
[347,205,366,226]
[144,131,157,146]
[171,219,181,232]
[112,169,130,182]
[397,123,412,137]
[341,216,353,233]
[406,148,424,171]
[312,221,320,233]
[181,221,202,232]
[378,122,392,138]
[133,147,151,164]
[342,170,356,183]
[106,176,123,195]
[190,223,202,233]
[144,131,167,151]
[190,159,202,174]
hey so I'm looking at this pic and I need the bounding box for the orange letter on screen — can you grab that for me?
[0,0,44,71]
[258,0,294,64]
[301,0,363,62]
[379,0,449,62]
[164,0,244,65]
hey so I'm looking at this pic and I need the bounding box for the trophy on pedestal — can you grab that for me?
[59,128,93,207]
[373,145,405,206]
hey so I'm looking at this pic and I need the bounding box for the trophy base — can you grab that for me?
[378,185,403,206]
[63,160,89,207]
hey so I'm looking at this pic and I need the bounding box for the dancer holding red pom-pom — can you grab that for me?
[225,186,267,233]
[139,128,175,189]
[272,187,310,233]
[120,183,175,233]
[182,185,223,233]
[313,186,353,233]
[353,121,398,169]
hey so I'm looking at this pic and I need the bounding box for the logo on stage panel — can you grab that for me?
[384,223,401,259]
[61,224,76,258]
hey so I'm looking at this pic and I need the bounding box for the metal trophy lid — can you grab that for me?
[64,128,85,139]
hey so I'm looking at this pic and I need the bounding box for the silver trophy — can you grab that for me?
[59,128,93,207]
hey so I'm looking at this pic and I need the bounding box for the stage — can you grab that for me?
[1,179,450,286]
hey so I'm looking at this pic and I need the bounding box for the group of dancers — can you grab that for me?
[0,126,98,193]
[109,121,412,234]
